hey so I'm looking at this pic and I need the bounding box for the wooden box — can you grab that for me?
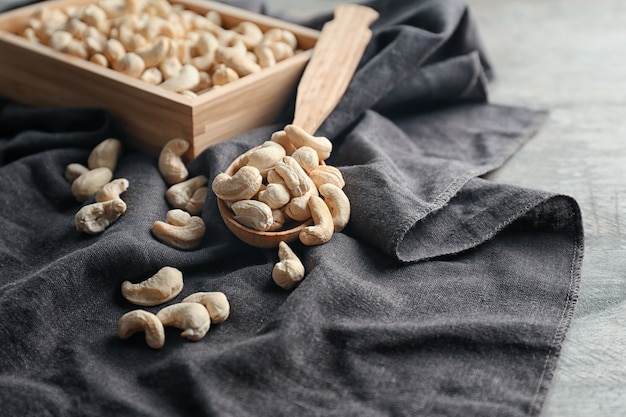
[0,0,319,158]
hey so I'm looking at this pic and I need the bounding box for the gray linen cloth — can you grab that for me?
[0,0,583,416]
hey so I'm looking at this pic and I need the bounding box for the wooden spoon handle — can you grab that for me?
[292,4,379,134]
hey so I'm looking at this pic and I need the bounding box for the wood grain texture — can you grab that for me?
[0,0,320,158]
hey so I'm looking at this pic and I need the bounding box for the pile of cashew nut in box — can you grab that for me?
[20,0,303,96]
[66,122,349,349]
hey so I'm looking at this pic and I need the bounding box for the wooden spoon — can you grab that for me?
[217,4,379,248]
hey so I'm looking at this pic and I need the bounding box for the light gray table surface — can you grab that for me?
[265,1,626,415]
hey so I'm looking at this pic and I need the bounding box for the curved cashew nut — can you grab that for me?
[270,130,296,155]
[230,199,274,231]
[261,27,298,50]
[71,167,113,202]
[159,64,200,92]
[75,199,126,234]
[158,138,189,185]
[299,195,334,246]
[140,67,164,85]
[156,302,211,341]
[152,209,206,250]
[319,183,350,232]
[121,266,184,306]
[88,138,122,171]
[65,163,89,183]
[212,165,262,201]
[258,183,290,209]
[182,292,230,323]
[244,141,286,177]
[165,175,208,209]
[309,165,345,189]
[135,36,169,67]
[118,309,165,349]
[95,178,129,202]
[185,187,208,215]
[284,176,318,222]
[291,146,319,174]
[284,124,332,161]
[113,52,146,77]
[274,156,311,197]
[270,208,286,231]
[272,241,305,290]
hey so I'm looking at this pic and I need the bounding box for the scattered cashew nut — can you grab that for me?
[272,241,305,290]
[152,209,205,250]
[88,138,122,171]
[121,266,184,306]
[71,167,113,202]
[158,138,189,185]
[182,292,230,323]
[165,175,208,209]
[75,198,126,234]
[95,178,129,202]
[118,309,165,349]
[156,302,211,341]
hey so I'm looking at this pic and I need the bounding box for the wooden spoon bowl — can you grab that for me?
[216,4,378,248]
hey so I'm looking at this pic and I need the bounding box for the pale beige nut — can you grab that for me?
[71,167,113,202]
[261,27,298,50]
[90,53,109,67]
[184,186,208,215]
[135,36,169,67]
[118,309,165,349]
[254,44,276,68]
[299,195,334,246]
[222,50,261,77]
[113,52,146,77]
[233,21,263,49]
[88,138,122,171]
[244,141,286,177]
[274,156,311,197]
[309,165,346,189]
[65,163,89,183]
[266,168,286,186]
[158,138,189,185]
[121,266,184,307]
[270,208,287,231]
[182,292,230,323]
[258,183,290,209]
[140,67,163,85]
[103,38,126,64]
[212,165,262,202]
[291,146,319,174]
[230,199,274,231]
[75,198,126,235]
[152,209,205,250]
[95,178,129,202]
[211,63,239,86]
[195,32,219,56]
[270,130,296,155]
[272,241,305,290]
[166,175,208,209]
[319,183,350,232]
[159,64,200,92]
[284,124,332,161]
[284,176,317,221]
[159,56,183,80]
[156,302,211,341]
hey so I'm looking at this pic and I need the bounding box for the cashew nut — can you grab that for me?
[274,156,311,197]
[158,138,189,185]
[88,138,122,171]
[140,67,164,85]
[165,175,208,209]
[291,146,319,174]
[299,195,334,246]
[244,141,286,177]
[184,186,208,215]
[284,124,332,161]
[75,198,126,235]
[212,165,262,202]
[258,183,290,209]
[71,167,113,202]
[121,266,184,307]
[270,208,287,231]
[135,36,169,67]
[309,165,345,189]
[230,200,274,231]
[272,241,305,290]
[211,63,239,86]
[182,292,230,323]
[113,52,146,77]
[270,130,296,155]
[65,163,89,183]
[95,178,129,202]
[159,64,200,92]
[319,183,350,232]
[152,209,205,250]
[118,309,165,349]
[156,302,211,341]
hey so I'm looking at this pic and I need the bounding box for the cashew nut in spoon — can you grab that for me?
[230,200,274,231]
[156,302,211,341]
[211,165,262,201]
[309,165,345,189]
[299,195,334,246]
[182,292,230,323]
[319,183,351,232]
[284,124,332,161]
[118,309,165,349]
[158,138,189,185]
[272,241,305,290]
[274,156,311,197]
[121,266,184,306]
